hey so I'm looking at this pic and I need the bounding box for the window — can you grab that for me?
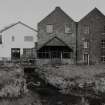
[84,25,89,34]
[46,25,53,33]
[104,26,105,32]
[101,56,105,62]
[83,40,88,48]
[37,52,50,58]
[101,40,105,48]
[23,48,32,57]
[0,35,2,44]
[65,24,72,33]
[101,40,105,62]
[24,36,33,42]
[12,36,15,42]
[62,52,71,58]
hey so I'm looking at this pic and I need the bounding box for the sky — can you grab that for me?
[0,0,104,30]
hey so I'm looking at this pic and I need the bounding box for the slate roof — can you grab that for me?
[0,21,37,33]
[38,7,75,25]
[79,7,105,22]
[37,36,71,50]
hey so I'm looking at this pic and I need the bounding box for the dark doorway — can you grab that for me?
[50,51,61,59]
[84,53,89,64]
[11,48,20,60]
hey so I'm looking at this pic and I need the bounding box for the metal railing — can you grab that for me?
[0,56,36,67]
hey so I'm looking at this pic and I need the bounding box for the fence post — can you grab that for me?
[81,96,89,105]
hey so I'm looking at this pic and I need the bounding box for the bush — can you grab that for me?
[0,64,28,98]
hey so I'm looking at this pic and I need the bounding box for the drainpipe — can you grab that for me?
[75,22,78,64]
[35,42,38,59]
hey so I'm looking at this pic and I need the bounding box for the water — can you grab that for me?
[24,68,104,105]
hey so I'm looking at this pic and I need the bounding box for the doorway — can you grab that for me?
[50,51,62,64]
[11,48,20,60]
[83,53,89,64]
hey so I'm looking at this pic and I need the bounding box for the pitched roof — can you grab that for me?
[79,7,105,22]
[38,36,71,50]
[38,7,75,25]
[0,21,37,33]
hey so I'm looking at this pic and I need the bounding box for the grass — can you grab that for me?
[35,64,105,95]
[0,64,42,105]
[0,91,42,105]
[39,64,105,80]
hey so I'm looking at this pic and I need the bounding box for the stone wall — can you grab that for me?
[37,7,77,63]
[77,8,105,64]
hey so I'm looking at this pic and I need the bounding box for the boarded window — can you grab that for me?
[0,35,2,44]
[24,36,33,42]
[46,25,53,33]
[65,24,72,33]
[84,25,89,34]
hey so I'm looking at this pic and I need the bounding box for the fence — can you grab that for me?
[0,57,36,66]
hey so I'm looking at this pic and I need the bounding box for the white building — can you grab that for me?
[0,21,37,60]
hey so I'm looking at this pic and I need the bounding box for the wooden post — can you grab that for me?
[49,51,51,59]
[88,54,89,65]
[61,52,62,60]
[81,96,85,105]
[81,96,89,105]
[61,52,63,64]
[49,51,52,64]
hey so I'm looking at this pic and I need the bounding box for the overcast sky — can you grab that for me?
[0,0,104,30]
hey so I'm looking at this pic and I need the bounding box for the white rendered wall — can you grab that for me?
[0,23,37,59]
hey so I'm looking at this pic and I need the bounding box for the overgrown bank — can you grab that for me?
[1,63,105,105]
[0,63,42,105]
[34,64,105,103]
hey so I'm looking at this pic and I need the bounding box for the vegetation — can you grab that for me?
[35,64,105,98]
[0,63,42,105]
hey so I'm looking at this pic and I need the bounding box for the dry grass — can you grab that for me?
[35,64,105,95]
[41,64,105,80]
[0,91,42,105]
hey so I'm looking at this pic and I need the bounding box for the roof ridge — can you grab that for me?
[0,21,37,33]
[79,7,105,22]
[38,6,75,25]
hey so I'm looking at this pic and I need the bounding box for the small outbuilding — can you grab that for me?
[0,21,37,61]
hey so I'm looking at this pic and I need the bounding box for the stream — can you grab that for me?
[24,68,104,105]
